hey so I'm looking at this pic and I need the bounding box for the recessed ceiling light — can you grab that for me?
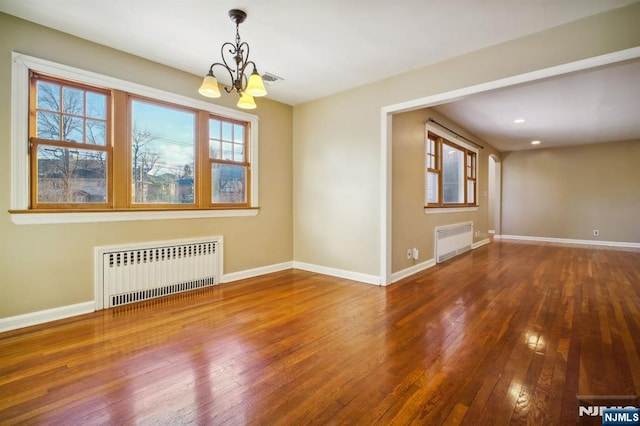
[513,118,526,124]
[531,140,541,145]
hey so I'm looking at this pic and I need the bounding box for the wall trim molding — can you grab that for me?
[497,234,640,249]
[391,258,437,283]
[1,260,293,333]
[223,261,294,283]
[391,239,490,283]
[292,262,381,286]
[12,209,259,225]
[0,302,94,333]
[472,238,491,249]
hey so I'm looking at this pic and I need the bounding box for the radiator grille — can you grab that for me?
[98,238,221,308]
[110,277,216,307]
[436,222,473,263]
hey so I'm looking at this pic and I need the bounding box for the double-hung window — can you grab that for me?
[208,117,249,205]
[31,74,111,208]
[13,53,259,223]
[425,130,477,208]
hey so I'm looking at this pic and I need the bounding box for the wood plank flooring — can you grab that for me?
[1,241,639,425]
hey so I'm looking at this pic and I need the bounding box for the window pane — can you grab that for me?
[86,92,107,119]
[426,136,433,152]
[233,124,244,142]
[37,145,107,203]
[222,122,233,141]
[62,86,84,115]
[222,142,233,161]
[426,171,439,203]
[131,100,195,204]
[37,111,61,140]
[37,81,60,112]
[442,145,464,203]
[212,163,246,204]
[234,144,244,162]
[209,139,222,160]
[209,119,221,139]
[64,116,84,142]
[86,119,106,145]
[468,181,475,204]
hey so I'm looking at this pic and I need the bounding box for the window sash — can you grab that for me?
[30,139,112,209]
[29,73,113,209]
[129,96,198,207]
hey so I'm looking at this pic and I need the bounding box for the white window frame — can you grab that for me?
[424,124,479,215]
[10,52,260,224]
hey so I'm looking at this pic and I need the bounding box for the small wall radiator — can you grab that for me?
[435,222,473,263]
[94,237,222,309]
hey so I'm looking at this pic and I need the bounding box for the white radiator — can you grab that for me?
[94,236,222,309]
[435,222,473,263]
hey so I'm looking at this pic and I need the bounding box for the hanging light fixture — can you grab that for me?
[198,9,267,109]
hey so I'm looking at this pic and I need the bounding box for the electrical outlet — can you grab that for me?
[407,249,412,259]
[412,248,419,260]
[593,229,599,237]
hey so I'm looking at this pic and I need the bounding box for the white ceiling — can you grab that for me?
[1,0,639,151]
[433,58,640,151]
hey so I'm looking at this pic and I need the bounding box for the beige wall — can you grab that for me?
[0,13,293,318]
[391,109,500,273]
[294,2,640,277]
[502,140,640,242]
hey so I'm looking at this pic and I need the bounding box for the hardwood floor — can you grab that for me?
[1,241,639,425]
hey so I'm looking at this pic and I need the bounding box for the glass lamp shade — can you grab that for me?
[245,70,267,97]
[237,92,257,109]
[198,72,221,98]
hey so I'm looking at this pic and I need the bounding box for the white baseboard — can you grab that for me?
[390,239,490,284]
[472,238,491,249]
[498,234,640,249]
[0,301,94,333]
[1,261,296,334]
[391,258,437,283]
[222,261,294,283]
[292,261,381,286]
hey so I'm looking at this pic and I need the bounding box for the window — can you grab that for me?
[13,53,259,224]
[130,98,196,205]
[425,130,477,208]
[209,118,249,205]
[31,74,111,208]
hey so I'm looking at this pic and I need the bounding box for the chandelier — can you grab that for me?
[198,9,267,109]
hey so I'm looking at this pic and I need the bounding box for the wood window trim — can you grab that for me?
[11,53,260,224]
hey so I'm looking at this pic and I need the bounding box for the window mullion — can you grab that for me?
[437,138,443,206]
[197,110,210,207]
[112,90,129,208]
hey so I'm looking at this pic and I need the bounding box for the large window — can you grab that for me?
[22,66,256,215]
[425,130,477,208]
